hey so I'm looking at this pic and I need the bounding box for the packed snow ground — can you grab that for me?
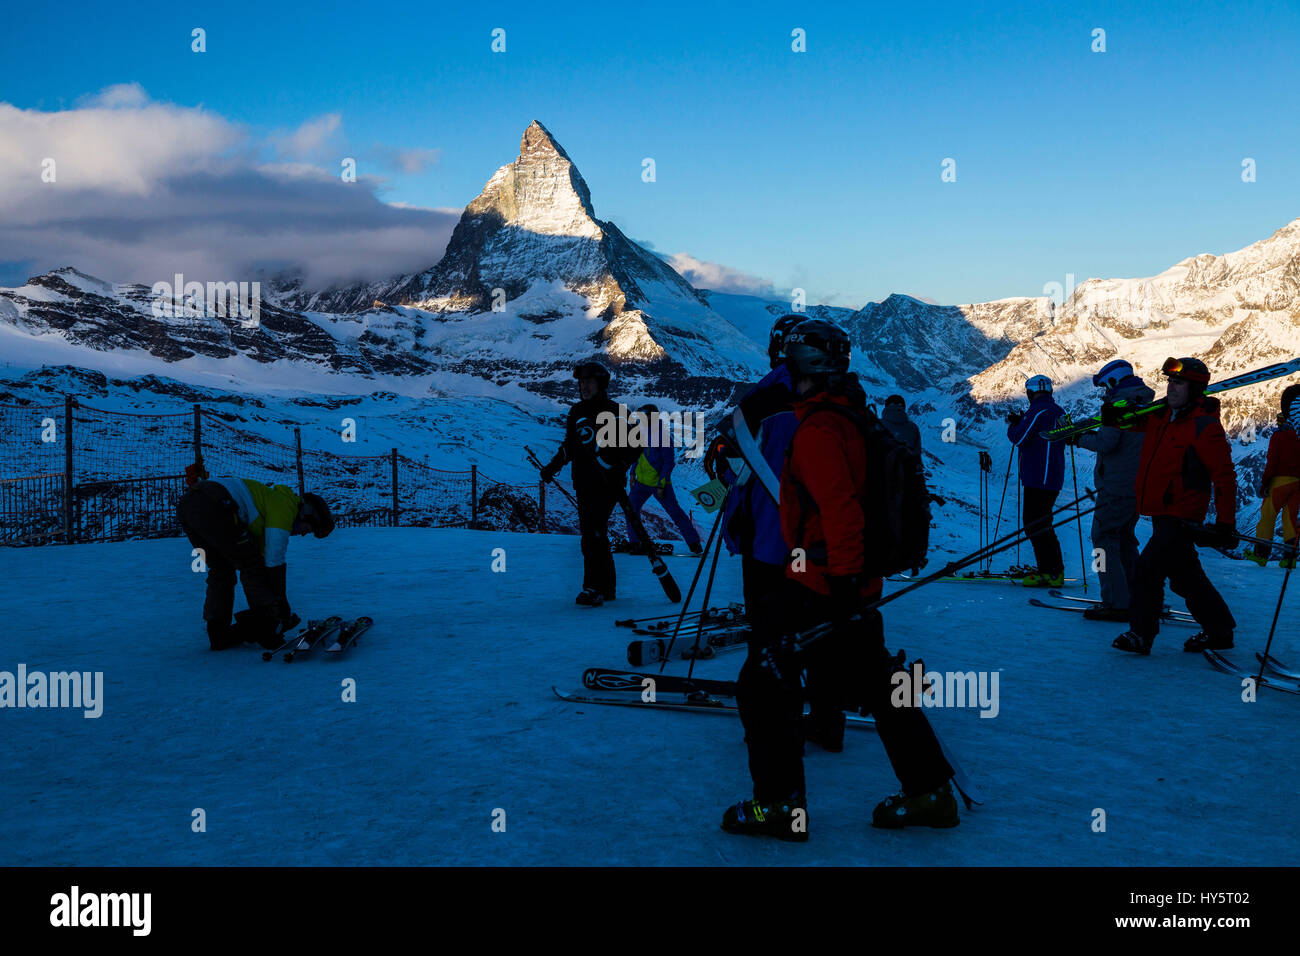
[3,524,1298,866]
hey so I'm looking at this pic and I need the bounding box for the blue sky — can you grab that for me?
[2,0,1299,305]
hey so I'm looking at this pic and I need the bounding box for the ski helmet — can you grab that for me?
[768,313,806,368]
[1280,384,1300,422]
[1161,356,1210,392]
[1092,359,1134,391]
[783,319,850,378]
[573,361,611,390]
[885,394,905,407]
[1025,374,1053,397]
[299,492,335,538]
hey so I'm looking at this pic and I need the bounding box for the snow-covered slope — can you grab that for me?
[3,526,1296,865]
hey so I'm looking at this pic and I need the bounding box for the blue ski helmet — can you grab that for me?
[768,313,805,368]
[1025,374,1053,397]
[1093,359,1134,391]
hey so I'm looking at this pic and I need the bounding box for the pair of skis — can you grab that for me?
[261,616,373,662]
[1203,650,1300,696]
[1028,590,1196,627]
[1042,356,1300,442]
[554,667,985,809]
[525,446,682,603]
[626,623,750,665]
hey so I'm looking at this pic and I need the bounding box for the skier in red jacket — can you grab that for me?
[1112,357,1238,655]
[1246,384,1300,567]
[721,319,957,841]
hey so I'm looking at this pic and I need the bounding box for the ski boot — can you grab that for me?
[1279,554,1297,569]
[720,795,809,842]
[1082,604,1130,622]
[1183,631,1233,653]
[1020,570,1064,588]
[689,542,704,556]
[872,781,960,829]
[575,588,607,607]
[1112,630,1153,655]
[1245,551,1269,567]
[206,620,243,651]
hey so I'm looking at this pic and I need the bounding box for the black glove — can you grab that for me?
[826,575,862,623]
[1006,411,1023,426]
[759,634,802,686]
[1100,403,1121,427]
[1195,523,1236,550]
[539,460,560,483]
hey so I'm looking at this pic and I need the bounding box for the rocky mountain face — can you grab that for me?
[1,122,767,411]
[967,219,1300,432]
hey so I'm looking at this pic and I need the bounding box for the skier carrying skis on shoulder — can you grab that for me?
[176,474,335,650]
[1005,375,1067,587]
[720,319,957,841]
[1060,359,1154,620]
[1112,357,1238,655]
[539,361,637,607]
[624,404,703,555]
[1246,383,1300,568]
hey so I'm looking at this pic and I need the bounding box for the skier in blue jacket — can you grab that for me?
[1006,375,1067,587]
[625,404,703,554]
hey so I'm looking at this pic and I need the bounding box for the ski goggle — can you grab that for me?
[1160,357,1210,383]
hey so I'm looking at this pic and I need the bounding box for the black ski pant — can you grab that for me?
[736,581,954,804]
[1130,515,1236,642]
[176,482,275,626]
[1091,494,1139,609]
[573,474,619,597]
[1023,486,1064,576]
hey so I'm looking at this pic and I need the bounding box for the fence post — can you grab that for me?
[471,464,478,527]
[391,449,399,527]
[294,427,305,496]
[193,404,202,469]
[539,481,546,534]
[63,395,75,544]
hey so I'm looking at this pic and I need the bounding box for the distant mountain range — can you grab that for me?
[2,120,1298,434]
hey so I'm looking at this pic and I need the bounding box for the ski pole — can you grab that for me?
[1255,544,1296,687]
[991,445,1014,573]
[762,492,1098,674]
[1065,418,1088,593]
[1016,452,1022,566]
[672,524,725,678]
[525,446,579,509]
[654,506,724,671]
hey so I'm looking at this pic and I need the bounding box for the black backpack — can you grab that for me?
[792,403,931,578]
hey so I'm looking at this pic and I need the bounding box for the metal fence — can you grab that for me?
[0,396,577,546]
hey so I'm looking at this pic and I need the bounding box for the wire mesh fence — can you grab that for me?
[0,396,582,546]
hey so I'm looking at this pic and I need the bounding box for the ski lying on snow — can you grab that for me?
[266,616,342,662]
[1203,650,1300,695]
[1027,598,1196,626]
[552,689,985,809]
[890,575,1079,585]
[325,616,373,654]
[584,666,737,696]
[1256,652,1300,681]
[1047,590,1193,620]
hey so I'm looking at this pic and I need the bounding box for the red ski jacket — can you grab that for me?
[780,390,883,599]
[1261,426,1300,489]
[1133,397,1236,523]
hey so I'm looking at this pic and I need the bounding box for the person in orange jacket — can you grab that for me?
[721,319,956,841]
[1247,384,1300,568]
[1112,357,1238,655]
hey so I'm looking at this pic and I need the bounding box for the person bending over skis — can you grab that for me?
[177,475,335,650]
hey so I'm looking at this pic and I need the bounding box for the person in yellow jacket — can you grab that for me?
[1247,386,1300,567]
[624,405,703,555]
[177,474,335,650]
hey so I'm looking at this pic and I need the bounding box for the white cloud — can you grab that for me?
[0,87,458,291]
[665,252,780,298]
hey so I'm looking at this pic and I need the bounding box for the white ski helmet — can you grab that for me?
[1093,359,1134,391]
[1025,374,1053,397]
